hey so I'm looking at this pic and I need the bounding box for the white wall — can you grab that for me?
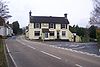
[28,23,82,42]
[7,28,13,36]
[0,26,7,36]
[0,26,4,36]
[29,23,34,39]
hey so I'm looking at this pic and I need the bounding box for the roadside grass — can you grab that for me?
[0,38,7,67]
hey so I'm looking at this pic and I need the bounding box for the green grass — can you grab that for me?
[0,39,7,67]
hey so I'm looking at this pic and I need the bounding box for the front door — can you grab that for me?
[57,31,59,39]
[45,32,48,38]
[74,35,76,42]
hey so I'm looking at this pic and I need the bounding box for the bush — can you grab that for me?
[96,29,100,44]
[0,35,2,39]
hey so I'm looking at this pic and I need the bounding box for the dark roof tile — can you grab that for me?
[30,16,69,24]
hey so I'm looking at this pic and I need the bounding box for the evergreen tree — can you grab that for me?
[89,25,96,39]
[12,21,20,35]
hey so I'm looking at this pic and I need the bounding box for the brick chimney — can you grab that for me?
[29,10,32,17]
[64,13,67,19]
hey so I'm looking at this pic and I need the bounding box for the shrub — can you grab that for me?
[96,29,100,44]
[0,35,2,39]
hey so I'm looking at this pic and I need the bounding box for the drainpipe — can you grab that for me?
[42,33,44,42]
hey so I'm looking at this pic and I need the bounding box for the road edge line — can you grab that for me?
[3,41,9,67]
[23,38,100,58]
[6,44,18,67]
[75,64,83,67]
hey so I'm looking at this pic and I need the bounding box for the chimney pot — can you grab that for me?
[64,13,67,19]
[29,10,32,17]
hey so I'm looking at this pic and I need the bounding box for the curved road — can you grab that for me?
[5,36,100,67]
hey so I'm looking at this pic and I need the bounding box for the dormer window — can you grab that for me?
[34,23,40,28]
[61,24,66,29]
[49,23,55,29]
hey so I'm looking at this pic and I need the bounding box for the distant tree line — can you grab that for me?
[69,25,97,42]
[10,21,23,35]
[89,0,100,43]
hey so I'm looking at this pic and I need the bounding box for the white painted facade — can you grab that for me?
[28,23,74,41]
[26,11,81,42]
[6,24,13,36]
[0,26,7,36]
[0,24,13,37]
[27,22,81,42]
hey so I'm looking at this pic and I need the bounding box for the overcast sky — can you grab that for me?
[6,0,93,28]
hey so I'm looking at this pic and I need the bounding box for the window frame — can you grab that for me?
[49,31,54,36]
[49,23,54,28]
[34,31,40,36]
[61,24,66,29]
[34,23,40,28]
[62,31,66,36]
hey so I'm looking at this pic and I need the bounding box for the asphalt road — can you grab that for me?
[44,41,100,55]
[5,36,100,67]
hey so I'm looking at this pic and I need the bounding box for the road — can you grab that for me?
[5,36,100,67]
[44,41,100,55]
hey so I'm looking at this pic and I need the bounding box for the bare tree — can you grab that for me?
[0,0,11,20]
[90,0,100,27]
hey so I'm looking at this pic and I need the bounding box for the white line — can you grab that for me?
[6,44,18,67]
[27,45,36,49]
[75,64,83,67]
[23,39,100,58]
[17,40,36,50]
[41,51,61,60]
[49,45,100,58]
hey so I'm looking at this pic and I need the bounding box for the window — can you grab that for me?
[61,24,66,29]
[34,31,40,36]
[62,31,66,36]
[50,31,54,36]
[49,23,54,28]
[34,23,40,28]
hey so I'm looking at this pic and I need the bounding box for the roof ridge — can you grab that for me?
[31,16,64,18]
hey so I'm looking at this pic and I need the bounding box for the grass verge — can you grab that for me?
[0,38,7,67]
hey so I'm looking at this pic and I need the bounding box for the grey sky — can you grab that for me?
[6,0,93,28]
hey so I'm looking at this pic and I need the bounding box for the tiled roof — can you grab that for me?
[30,16,69,24]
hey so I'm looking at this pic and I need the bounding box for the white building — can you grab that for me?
[0,17,7,36]
[6,24,13,37]
[26,11,81,42]
[0,17,13,37]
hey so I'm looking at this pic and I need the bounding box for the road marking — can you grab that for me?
[27,45,36,49]
[19,39,100,58]
[17,40,36,50]
[6,44,18,67]
[41,51,61,60]
[48,45,100,58]
[75,64,83,67]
